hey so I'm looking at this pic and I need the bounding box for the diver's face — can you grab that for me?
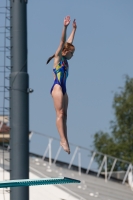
[65,49,75,60]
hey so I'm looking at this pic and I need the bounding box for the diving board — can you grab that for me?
[0,177,80,188]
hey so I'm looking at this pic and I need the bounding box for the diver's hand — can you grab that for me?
[73,19,77,29]
[64,16,71,27]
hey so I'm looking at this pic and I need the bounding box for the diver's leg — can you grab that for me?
[63,93,70,150]
[52,84,70,154]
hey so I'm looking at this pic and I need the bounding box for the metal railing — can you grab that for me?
[29,131,133,185]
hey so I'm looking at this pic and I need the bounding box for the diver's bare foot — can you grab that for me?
[60,141,70,154]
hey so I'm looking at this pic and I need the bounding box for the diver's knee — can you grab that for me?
[57,109,65,120]
[64,112,67,120]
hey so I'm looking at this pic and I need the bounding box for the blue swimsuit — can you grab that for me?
[50,56,69,95]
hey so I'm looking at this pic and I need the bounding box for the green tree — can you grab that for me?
[93,76,133,170]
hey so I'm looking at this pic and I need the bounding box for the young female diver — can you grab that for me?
[46,16,77,154]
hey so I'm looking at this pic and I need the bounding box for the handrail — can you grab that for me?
[30,130,133,184]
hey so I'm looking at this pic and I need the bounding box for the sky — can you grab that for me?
[27,0,133,149]
[0,0,133,153]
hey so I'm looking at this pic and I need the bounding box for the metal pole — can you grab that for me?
[104,156,107,182]
[48,138,53,165]
[86,152,96,174]
[68,147,79,169]
[108,158,117,180]
[10,1,29,200]
[78,152,81,176]
[122,163,132,184]
[97,155,106,177]
[53,146,62,165]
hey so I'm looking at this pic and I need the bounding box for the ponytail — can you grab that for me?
[46,54,55,64]
[46,42,75,64]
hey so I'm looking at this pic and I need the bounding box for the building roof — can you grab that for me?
[0,149,132,200]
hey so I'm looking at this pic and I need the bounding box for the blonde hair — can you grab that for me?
[46,42,75,64]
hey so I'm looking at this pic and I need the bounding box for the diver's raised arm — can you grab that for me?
[67,19,77,44]
[55,16,71,57]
